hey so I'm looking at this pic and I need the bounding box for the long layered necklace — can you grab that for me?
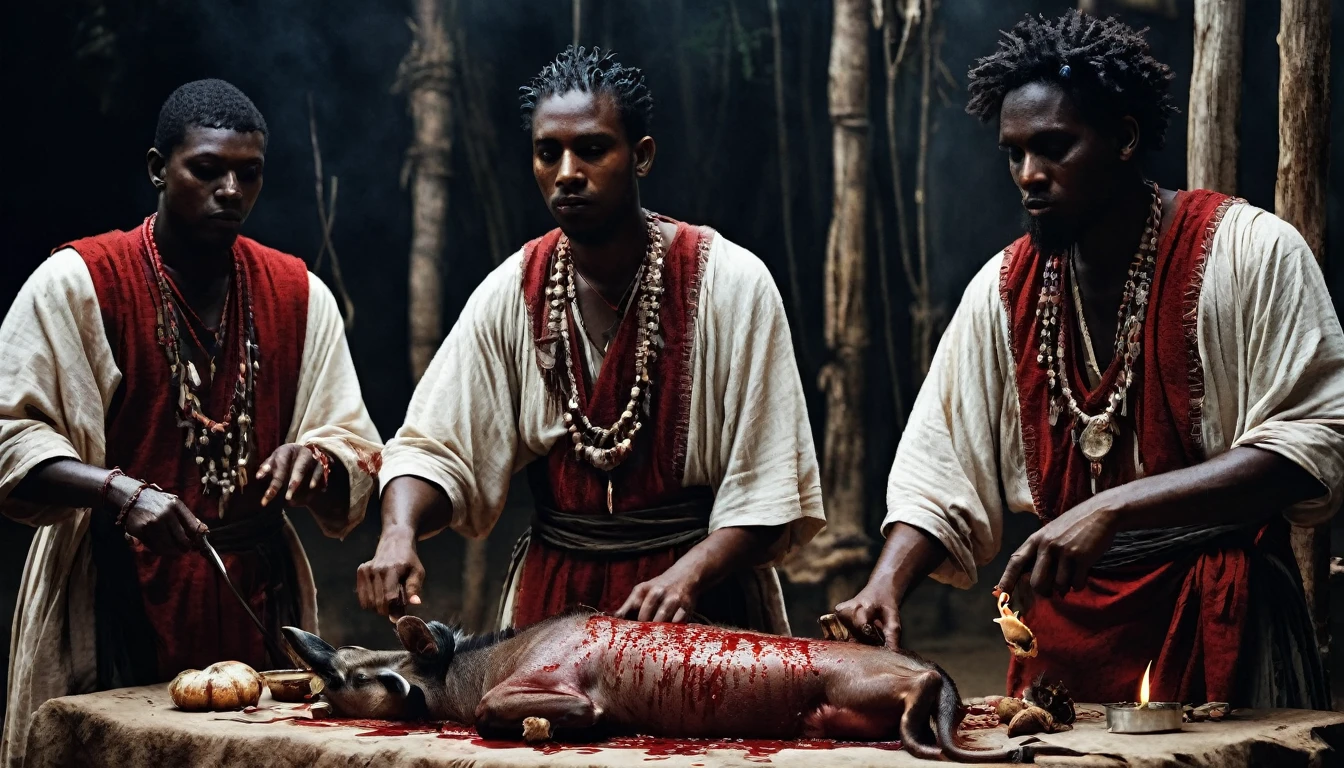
[1036,182,1161,493]
[547,213,665,513]
[142,214,260,513]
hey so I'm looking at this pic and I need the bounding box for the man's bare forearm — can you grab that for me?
[12,457,136,509]
[1092,446,1322,531]
[378,475,453,541]
[673,525,784,594]
[868,522,947,600]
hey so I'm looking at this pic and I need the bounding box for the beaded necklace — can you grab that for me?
[548,213,665,513]
[142,214,259,513]
[1035,182,1161,493]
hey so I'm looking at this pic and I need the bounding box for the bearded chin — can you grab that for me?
[1025,211,1080,255]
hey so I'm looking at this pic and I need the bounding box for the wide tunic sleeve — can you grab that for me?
[682,236,825,560]
[378,253,538,539]
[881,252,1033,588]
[1198,204,1344,526]
[285,273,383,539]
[0,249,121,523]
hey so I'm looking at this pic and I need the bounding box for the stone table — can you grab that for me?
[21,685,1344,767]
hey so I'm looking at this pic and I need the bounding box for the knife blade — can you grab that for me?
[200,533,304,669]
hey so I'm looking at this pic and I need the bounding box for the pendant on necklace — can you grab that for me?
[1079,416,1114,464]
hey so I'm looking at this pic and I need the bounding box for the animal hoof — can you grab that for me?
[522,717,553,743]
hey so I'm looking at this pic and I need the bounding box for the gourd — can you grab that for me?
[169,661,264,711]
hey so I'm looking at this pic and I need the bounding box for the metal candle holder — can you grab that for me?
[1105,702,1183,734]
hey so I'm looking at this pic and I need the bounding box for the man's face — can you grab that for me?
[531,90,649,243]
[150,125,265,250]
[998,81,1128,254]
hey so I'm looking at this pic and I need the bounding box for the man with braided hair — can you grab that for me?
[0,79,381,765]
[360,47,824,633]
[837,12,1344,708]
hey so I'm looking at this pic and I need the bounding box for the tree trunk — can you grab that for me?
[783,0,872,592]
[1276,0,1331,666]
[1187,0,1244,194]
[403,0,488,629]
[403,0,453,382]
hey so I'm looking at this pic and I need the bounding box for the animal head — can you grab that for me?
[282,616,458,720]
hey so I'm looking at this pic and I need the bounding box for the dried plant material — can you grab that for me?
[993,591,1038,658]
[996,697,1027,721]
[522,716,552,742]
[1025,675,1076,726]
[169,661,263,711]
[1007,705,1055,737]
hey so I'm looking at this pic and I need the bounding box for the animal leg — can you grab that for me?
[474,683,601,741]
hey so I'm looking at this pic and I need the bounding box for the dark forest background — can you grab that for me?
[5,0,1344,711]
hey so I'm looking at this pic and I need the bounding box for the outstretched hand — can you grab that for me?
[257,443,329,508]
[997,495,1119,598]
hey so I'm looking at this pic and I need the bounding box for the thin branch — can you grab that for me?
[307,93,356,329]
[872,181,907,431]
[913,0,935,378]
[883,0,919,296]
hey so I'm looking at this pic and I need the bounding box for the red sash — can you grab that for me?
[510,218,715,627]
[71,222,308,679]
[999,191,1250,703]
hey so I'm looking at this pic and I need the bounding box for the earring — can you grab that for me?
[153,179,165,190]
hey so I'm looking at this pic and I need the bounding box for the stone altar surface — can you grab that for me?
[21,685,1344,768]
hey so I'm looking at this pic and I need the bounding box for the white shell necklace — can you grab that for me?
[547,213,666,512]
[1036,182,1162,494]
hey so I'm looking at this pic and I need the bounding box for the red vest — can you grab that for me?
[998,191,1257,703]
[509,218,723,627]
[69,221,308,680]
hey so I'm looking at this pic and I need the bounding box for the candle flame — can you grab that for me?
[1139,661,1152,707]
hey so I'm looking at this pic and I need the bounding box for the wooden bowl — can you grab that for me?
[262,669,324,703]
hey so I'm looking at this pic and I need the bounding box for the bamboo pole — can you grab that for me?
[1187,0,1244,194]
[1276,0,1331,665]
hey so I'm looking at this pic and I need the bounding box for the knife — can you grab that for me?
[200,533,305,669]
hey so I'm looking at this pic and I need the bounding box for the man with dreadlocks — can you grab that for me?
[0,79,381,765]
[836,12,1344,708]
[360,47,823,634]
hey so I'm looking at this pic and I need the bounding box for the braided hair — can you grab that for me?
[966,11,1177,153]
[520,45,654,143]
[155,79,268,157]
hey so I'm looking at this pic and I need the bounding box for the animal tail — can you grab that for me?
[927,667,1025,763]
[926,666,1081,764]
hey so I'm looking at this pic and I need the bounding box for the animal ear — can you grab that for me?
[395,616,443,660]
[282,626,338,677]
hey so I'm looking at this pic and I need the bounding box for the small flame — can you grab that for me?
[1139,661,1152,707]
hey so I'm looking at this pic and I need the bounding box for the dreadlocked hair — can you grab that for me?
[520,45,653,142]
[965,11,1177,153]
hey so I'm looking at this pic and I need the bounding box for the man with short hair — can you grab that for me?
[837,12,1343,708]
[360,47,824,633]
[0,79,381,764]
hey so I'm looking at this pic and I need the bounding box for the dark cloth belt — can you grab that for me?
[207,507,288,553]
[1093,523,1249,571]
[529,497,713,555]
